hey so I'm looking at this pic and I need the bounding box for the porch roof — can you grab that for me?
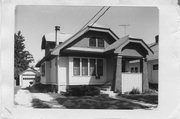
[105,35,154,56]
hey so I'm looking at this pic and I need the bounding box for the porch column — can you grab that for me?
[142,58,149,92]
[115,55,122,93]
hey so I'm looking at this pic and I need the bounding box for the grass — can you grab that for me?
[55,95,149,109]
[121,94,158,104]
[32,98,51,108]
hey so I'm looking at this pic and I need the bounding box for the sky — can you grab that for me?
[15,6,158,66]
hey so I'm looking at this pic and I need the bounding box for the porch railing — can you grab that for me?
[121,73,142,94]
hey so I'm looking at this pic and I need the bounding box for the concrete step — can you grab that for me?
[100,90,118,97]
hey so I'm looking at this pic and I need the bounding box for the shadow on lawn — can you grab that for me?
[55,96,149,109]
[121,94,158,104]
[32,98,51,108]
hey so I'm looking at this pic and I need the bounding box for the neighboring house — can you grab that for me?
[19,67,40,88]
[36,26,154,94]
[147,35,158,84]
[128,35,159,85]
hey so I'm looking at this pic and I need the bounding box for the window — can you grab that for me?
[97,59,103,76]
[73,58,80,76]
[82,59,88,76]
[89,37,104,48]
[131,67,134,73]
[153,64,158,70]
[135,67,138,73]
[41,63,45,76]
[98,38,104,47]
[23,78,35,80]
[90,59,96,76]
[89,37,96,47]
[73,58,104,77]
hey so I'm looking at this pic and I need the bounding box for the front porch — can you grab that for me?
[106,56,148,94]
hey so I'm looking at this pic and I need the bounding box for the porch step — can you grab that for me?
[100,82,112,91]
[100,90,118,97]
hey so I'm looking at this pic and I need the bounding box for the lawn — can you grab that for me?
[15,84,157,109]
[121,94,158,104]
[30,95,150,109]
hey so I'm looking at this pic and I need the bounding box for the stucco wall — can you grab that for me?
[122,73,142,93]
[68,56,106,85]
[106,57,115,83]
[45,61,50,84]
[58,57,69,85]
[49,58,57,85]
[148,59,158,84]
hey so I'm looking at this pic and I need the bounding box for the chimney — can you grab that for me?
[155,35,159,44]
[55,26,60,46]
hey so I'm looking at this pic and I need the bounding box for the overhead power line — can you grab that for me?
[91,6,111,26]
[79,6,105,31]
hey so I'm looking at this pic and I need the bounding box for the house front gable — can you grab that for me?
[51,26,119,55]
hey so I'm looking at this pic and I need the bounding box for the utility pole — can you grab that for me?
[119,24,130,36]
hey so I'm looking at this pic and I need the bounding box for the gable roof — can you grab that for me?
[51,26,119,55]
[147,42,158,60]
[105,35,154,55]
[41,32,72,49]
[19,67,39,75]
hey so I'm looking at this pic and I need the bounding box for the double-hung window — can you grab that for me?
[90,59,96,76]
[89,37,96,47]
[82,59,88,76]
[89,37,104,48]
[73,58,80,76]
[73,58,103,77]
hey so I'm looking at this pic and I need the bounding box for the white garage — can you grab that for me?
[19,67,40,88]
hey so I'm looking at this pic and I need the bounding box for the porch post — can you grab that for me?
[115,55,122,93]
[142,58,149,92]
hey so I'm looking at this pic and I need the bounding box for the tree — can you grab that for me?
[14,31,34,82]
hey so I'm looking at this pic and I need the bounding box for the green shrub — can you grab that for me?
[129,88,140,94]
[143,89,157,94]
[25,83,57,93]
[65,85,100,96]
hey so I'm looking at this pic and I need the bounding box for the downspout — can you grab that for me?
[55,26,60,93]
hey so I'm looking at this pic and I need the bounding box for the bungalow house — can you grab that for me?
[36,26,154,94]
[19,67,40,88]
